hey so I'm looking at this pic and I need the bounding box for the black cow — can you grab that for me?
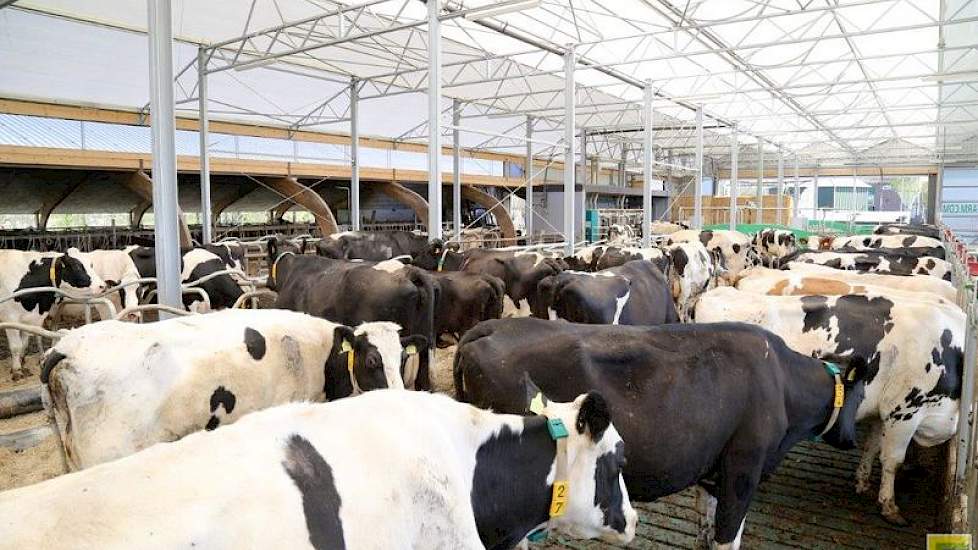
[316,230,443,262]
[454,318,869,549]
[429,271,505,346]
[127,246,244,311]
[268,238,435,390]
[535,260,678,325]
[874,223,940,239]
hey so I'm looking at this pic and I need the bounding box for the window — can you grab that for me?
[817,187,835,208]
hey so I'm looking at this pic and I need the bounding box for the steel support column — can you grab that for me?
[729,130,738,231]
[776,149,784,225]
[452,98,462,240]
[350,77,361,230]
[693,105,703,229]
[426,0,442,240]
[197,46,212,245]
[147,0,182,313]
[642,82,654,247]
[756,145,764,223]
[812,162,819,222]
[793,155,800,226]
[563,45,576,255]
[525,115,534,242]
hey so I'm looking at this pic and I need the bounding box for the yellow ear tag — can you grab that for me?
[549,481,569,517]
[271,263,277,282]
[529,392,546,415]
[847,368,858,382]
[341,340,354,374]
[405,345,417,355]
[834,383,844,408]
[49,261,57,286]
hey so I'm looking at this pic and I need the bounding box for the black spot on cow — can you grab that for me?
[472,417,554,550]
[926,258,936,269]
[205,416,220,431]
[209,386,236,414]
[14,258,69,314]
[925,363,931,373]
[282,434,346,550]
[576,391,612,441]
[800,295,830,333]
[927,329,963,400]
[670,247,689,277]
[594,440,627,533]
[244,327,267,360]
[698,231,713,248]
[902,236,916,247]
[732,243,741,254]
[825,258,843,269]
[800,295,893,386]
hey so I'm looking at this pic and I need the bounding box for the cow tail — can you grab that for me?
[407,267,436,391]
[452,321,495,401]
[483,275,506,320]
[42,353,78,470]
[40,350,67,385]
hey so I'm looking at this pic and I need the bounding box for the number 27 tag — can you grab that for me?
[834,384,844,408]
[549,481,569,517]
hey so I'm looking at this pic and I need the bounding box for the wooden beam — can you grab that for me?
[263,177,338,236]
[720,165,938,178]
[211,181,258,219]
[130,200,151,229]
[120,171,193,247]
[36,175,88,230]
[372,181,429,226]
[460,186,516,241]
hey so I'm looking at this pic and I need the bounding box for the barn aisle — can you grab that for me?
[542,439,942,549]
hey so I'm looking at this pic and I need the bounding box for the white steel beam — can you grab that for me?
[427,0,442,240]
[564,45,576,255]
[756,145,764,224]
[350,77,361,231]
[642,81,654,247]
[197,46,212,245]
[453,98,462,240]
[693,105,703,229]
[729,129,738,231]
[147,0,182,313]
[776,150,785,225]
[525,115,534,242]
[793,156,800,227]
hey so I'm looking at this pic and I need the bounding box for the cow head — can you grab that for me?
[328,322,416,398]
[523,381,637,544]
[818,355,872,450]
[57,248,106,295]
[411,240,465,271]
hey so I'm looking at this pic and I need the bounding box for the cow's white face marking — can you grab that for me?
[330,231,353,240]
[516,251,546,268]
[372,259,406,273]
[548,307,559,320]
[355,321,406,390]
[502,296,531,318]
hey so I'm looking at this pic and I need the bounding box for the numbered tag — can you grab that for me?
[405,345,417,356]
[549,481,569,517]
[529,392,546,415]
[347,351,355,375]
[834,383,844,408]
[547,418,569,440]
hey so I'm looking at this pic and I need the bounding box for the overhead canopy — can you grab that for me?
[1,0,976,169]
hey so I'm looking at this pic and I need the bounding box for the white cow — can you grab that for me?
[664,240,722,321]
[785,251,951,280]
[781,262,956,301]
[831,234,943,252]
[667,229,753,283]
[42,309,425,470]
[55,249,142,321]
[736,266,955,305]
[696,287,965,525]
[0,249,105,380]
[2,390,637,549]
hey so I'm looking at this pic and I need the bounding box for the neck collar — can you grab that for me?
[526,416,571,542]
[816,361,844,439]
[270,251,296,287]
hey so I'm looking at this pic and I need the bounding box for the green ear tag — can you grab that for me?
[547,418,569,440]
[526,529,548,543]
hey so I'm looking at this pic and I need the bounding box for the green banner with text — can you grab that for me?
[942,202,978,217]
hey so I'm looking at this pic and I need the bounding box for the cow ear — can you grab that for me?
[400,334,429,356]
[522,372,549,415]
[575,391,611,443]
[333,326,356,352]
[267,238,278,260]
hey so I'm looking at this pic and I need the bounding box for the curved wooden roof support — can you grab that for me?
[263,177,338,236]
[212,181,258,219]
[461,185,516,241]
[130,200,151,229]
[270,201,295,222]
[372,181,429,227]
[122,171,192,248]
[37,175,88,230]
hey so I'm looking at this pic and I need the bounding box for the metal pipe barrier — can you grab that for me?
[114,304,195,320]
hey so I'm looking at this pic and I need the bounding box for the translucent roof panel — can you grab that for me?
[0,0,975,167]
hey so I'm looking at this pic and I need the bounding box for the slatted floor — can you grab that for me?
[540,439,943,549]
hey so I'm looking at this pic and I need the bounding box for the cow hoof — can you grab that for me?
[881,502,908,526]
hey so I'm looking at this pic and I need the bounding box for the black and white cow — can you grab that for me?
[566,245,667,273]
[452,249,566,317]
[783,262,957,301]
[1,390,637,549]
[454,318,869,549]
[41,309,424,470]
[665,240,724,321]
[316,230,443,262]
[535,260,678,325]
[782,250,951,280]
[127,245,245,311]
[204,241,248,273]
[751,228,798,266]
[55,249,142,322]
[831,234,945,260]
[695,287,965,524]
[0,249,106,380]
[874,223,940,239]
[269,239,436,389]
[666,229,755,283]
